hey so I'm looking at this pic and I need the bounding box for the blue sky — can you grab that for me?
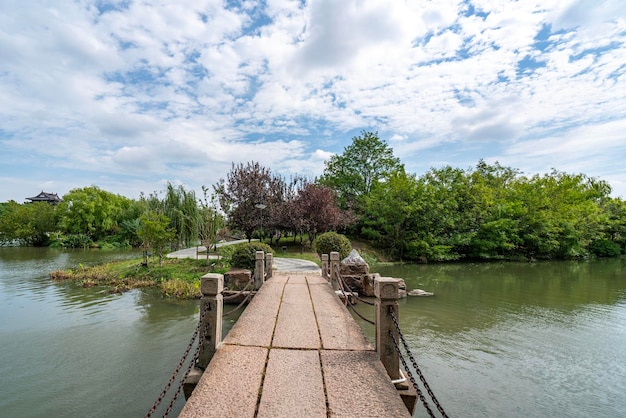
[1,0,625,202]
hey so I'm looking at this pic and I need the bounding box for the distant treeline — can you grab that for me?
[1,131,625,262]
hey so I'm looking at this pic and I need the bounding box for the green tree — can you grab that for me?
[198,187,225,264]
[361,169,423,260]
[0,201,57,246]
[320,131,404,210]
[137,212,175,267]
[57,186,130,242]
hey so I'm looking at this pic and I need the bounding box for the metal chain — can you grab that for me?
[336,270,376,326]
[352,292,375,306]
[223,288,254,317]
[347,301,376,325]
[222,276,254,301]
[144,303,209,418]
[163,314,210,417]
[390,309,449,418]
[390,332,436,417]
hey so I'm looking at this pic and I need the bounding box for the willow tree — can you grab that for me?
[142,183,200,249]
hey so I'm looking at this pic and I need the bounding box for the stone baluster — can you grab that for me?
[254,251,265,290]
[184,273,223,399]
[375,277,401,381]
[321,254,329,280]
[330,252,340,291]
[265,252,273,280]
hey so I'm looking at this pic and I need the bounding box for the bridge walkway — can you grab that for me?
[179,273,410,418]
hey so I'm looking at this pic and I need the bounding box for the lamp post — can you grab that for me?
[255,201,267,243]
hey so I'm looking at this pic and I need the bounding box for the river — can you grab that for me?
[372,259,626,418]
[1,248,625,417]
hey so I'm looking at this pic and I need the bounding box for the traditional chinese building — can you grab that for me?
[26,191,62,205]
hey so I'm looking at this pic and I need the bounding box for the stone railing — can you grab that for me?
[323,252,402,381]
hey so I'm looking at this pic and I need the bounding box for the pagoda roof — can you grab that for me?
[26,191,62,203]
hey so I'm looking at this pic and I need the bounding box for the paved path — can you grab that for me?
[168,242,322,274]
[179,273,411,418]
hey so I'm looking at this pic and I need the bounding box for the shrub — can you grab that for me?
[230,242,274,271]
[589,239,621,257]
[313,232,352,259]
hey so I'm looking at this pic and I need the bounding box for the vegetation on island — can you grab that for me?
[2,131,626,274]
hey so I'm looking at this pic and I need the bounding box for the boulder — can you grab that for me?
[224,268,252,291]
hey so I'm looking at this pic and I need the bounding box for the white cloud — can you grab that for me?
[0,0,624,201]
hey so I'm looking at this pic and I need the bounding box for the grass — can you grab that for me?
[51,257,228,299]
[49,235,388,299]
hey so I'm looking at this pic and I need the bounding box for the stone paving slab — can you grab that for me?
[179,345,267,418]
[322,350,411,418]
[183,273,411,418]
[309,279,373,351]
[272,280,320,349]
[223,280,283,347]
[257,348,326,418]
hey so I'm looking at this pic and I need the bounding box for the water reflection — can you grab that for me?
[0,248,240,418]
[371,258,626,418]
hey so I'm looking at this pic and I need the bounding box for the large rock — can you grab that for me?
[339,250,369,294]
[224,268,252,291]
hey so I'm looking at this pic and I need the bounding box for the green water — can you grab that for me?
[0,247,240,418]
[1,249,625,417]
[369,259,626,418]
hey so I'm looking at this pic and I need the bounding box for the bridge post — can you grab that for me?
[184,273,223,399]
[254,251,265,290]
[375,277,401,381]
[321,254,329,280]
[330,252,340,290]
[265,252,273,280]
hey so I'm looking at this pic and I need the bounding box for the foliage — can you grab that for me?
[319,131,404,209]
[137,212,175,267]
[51,257,219,299]
[0,201,57,246]
[213,161,285,241]
[142,183,200,249]
[313,231,352,259]
[589,239,622,257]
[198,186,225,264]
[293,183,350,244]
[161,279,201,298]
[57,186,132,241]
[230,242,274,271]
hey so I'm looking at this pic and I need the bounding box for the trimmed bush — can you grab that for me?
[313,232,352,259]
[230,242,274,271]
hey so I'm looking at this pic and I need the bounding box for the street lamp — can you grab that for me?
[255,201,267,243]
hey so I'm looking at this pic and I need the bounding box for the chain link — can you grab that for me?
[390,309,449,418]
[390,332,436,417]
[144,302,209,418]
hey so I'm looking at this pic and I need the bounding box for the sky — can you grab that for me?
[1,0,625,203]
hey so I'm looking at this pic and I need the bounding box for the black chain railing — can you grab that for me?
[334,266,376,326]
[144,302,210,418]
[221,275,255,317]
[389,309,449,418]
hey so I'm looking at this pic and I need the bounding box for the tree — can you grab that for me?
[294,183,345,245]
[198,186,224,264]
[361,169,423,260]
[213,162,284,241]
[137,212,175,267]
[0,201,57,246]
[57,186,130,242]
[319,131,404,209]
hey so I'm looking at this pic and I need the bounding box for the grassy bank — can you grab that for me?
[50,237,384,299]
[51,257,226,298]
